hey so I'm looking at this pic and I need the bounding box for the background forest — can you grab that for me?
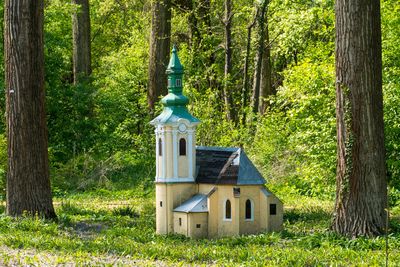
[0,0,398,205]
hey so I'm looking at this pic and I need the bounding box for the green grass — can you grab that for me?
[0,189,399,266]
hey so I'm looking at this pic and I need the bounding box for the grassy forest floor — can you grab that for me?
[0,187,399,266]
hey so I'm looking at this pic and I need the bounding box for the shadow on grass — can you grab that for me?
[284,206,332,224]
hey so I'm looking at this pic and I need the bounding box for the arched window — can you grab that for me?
[245,199,253,220]
[179,138,186,156]
[225,199,231,220]
[158,138,162,156]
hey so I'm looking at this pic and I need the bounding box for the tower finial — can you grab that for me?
[166,45,183,75]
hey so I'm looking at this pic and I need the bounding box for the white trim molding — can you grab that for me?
[172,128,178,178]
[161,131,166,178]
[188,130,194,179]
[155,132,159,179]
[155,177,196,183]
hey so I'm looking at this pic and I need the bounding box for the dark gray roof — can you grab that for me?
[173,194,208,213]
[195,146,266,185]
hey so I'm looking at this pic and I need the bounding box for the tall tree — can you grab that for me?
[258,14,273,114]
[148,0,171,112]
[72,0,92,85]
[5,0,56,219]
[251,0,268,114]
[332,0,387,237]
[223,0,234,121]
[241,10,257,124]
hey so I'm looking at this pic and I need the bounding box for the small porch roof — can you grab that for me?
[173,194,208,213]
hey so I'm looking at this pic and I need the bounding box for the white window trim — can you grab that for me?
[178,137,187,157]
[223,199,232,221]
[244,199,254,221]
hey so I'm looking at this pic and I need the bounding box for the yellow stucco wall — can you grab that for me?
[173,212,188,236]
[205,185,283,237]
[207,189,218,237]
[157,183,283,236]
[155,183,197,234]
[259,190,268,232]
[198,184,214,194]
[267,194,283,232]
[239,186,261,234]
[188,213,208,238]
[214,185,239,237]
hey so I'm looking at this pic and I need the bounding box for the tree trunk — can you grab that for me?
[332,0,387,237]
[5,0,56,219]
[72,0,92,85]
[251,0,268,114]
[241,12,257,125]
[148,0,171,112]
[259,15,273,114]
[223,0,233,121]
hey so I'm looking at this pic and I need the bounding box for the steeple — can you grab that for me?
[151,45,199,125]
[161,45,188,107]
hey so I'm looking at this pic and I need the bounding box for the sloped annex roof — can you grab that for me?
[173,194,208,213]
[195,146,266,185]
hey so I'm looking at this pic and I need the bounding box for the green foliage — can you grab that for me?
[382,0,400,191]
[0,0,398,225]
[0,192,399,265]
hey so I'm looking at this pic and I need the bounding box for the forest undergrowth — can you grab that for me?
[0,187,399,266]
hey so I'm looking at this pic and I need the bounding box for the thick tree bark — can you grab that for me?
[72,0,92,85]
[251,0,268,114]
[223,0,234,121]
[332,0,387,237]
[148,0,171,112]
[241,12,257,125]
[5,0,56,219]
[259,16,273,114]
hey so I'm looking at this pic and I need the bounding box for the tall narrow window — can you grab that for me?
[176,79,182,87]
[245,199,252,220]
[225,199,231,220]
[158,138,162,156]
[270,204,277,215]
[179,138,186,156]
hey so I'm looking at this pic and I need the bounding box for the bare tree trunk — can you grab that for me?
[332,0,387,237]
[5,0,56,219]
[72,0,92,85]
[251,0,268,114]
[148,0,171,112]
[223,0,233,121]
[241,12,257,125]
[259,15,273,114]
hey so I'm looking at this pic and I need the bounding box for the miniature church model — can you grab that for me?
[150,46,283,238]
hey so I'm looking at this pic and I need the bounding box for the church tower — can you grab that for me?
[150,45,200,234]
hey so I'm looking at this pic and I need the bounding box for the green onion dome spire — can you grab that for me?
[151,45,200,125]
[161,45,188,107]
